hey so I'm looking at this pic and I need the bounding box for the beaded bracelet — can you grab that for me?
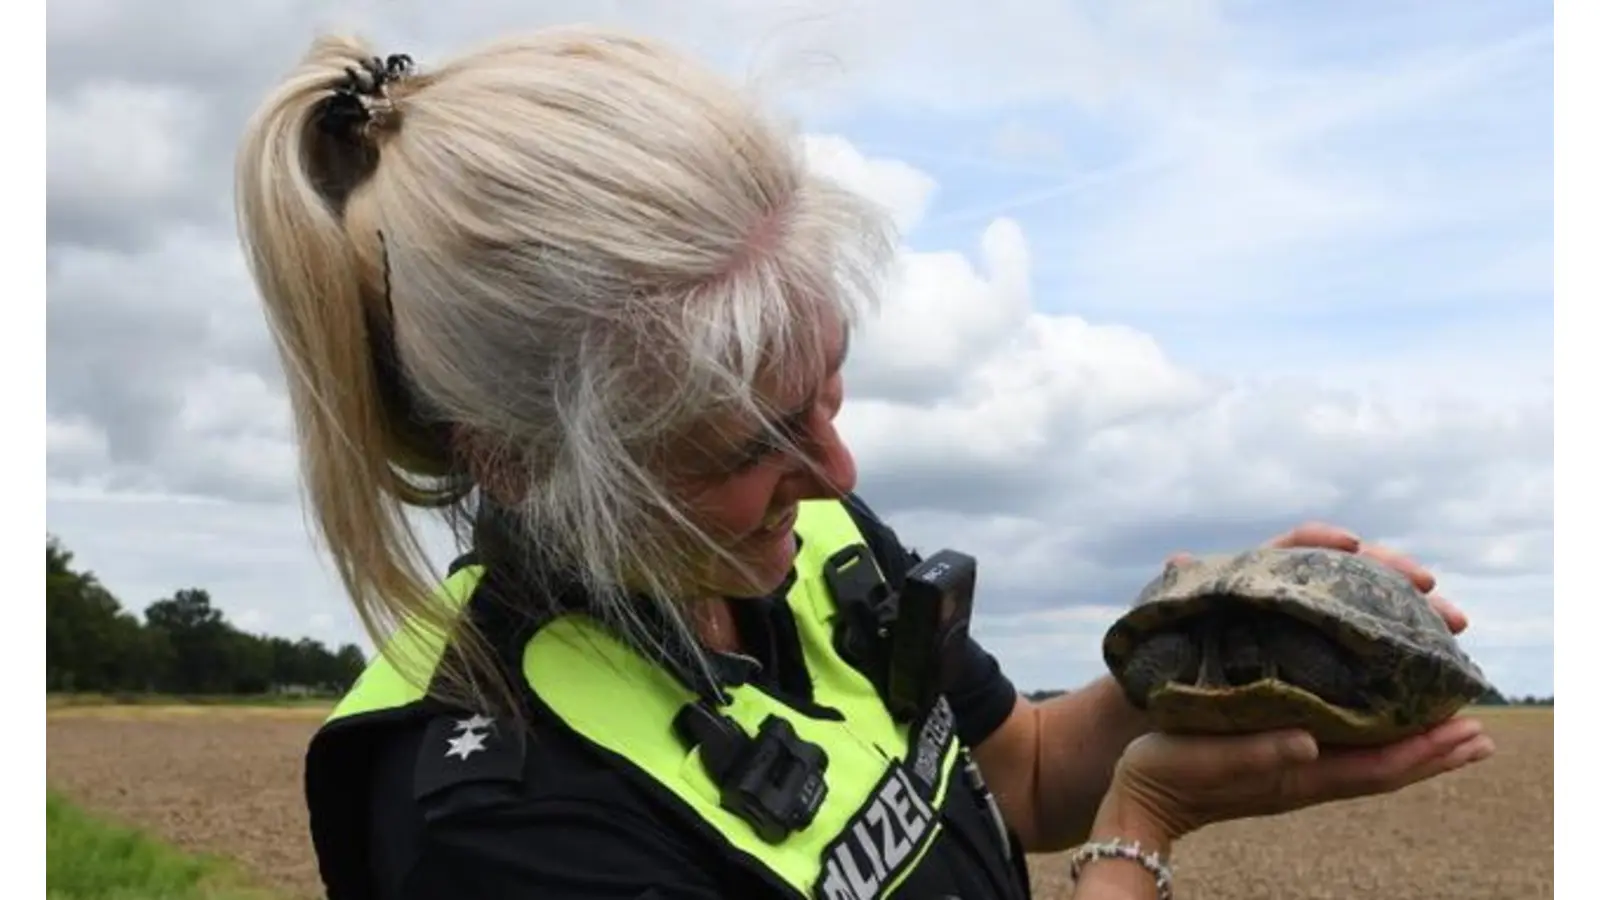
[1068,838,1175,900]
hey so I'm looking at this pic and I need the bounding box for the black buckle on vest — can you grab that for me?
[825,543,979,723]
[824,543,895,688]
[673,700,829,843]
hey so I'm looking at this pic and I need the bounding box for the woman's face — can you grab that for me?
[669,312,857,599]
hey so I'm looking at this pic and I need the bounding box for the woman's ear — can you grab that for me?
[451,425,530,506]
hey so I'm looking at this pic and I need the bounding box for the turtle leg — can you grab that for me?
[1261,617,1366,709]
[1118,631,1199,704]
[1195,617,1228,688]
[1221,616,1269,685]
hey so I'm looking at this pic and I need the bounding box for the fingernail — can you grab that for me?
[1448,737,1494,768]
[1441,717,1483,743]
[1281,731,1318,763]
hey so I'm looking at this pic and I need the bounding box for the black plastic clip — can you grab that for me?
[674,701,829,843]
[823,543,896,684]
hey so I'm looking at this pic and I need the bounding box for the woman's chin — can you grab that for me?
[710,530,798,599]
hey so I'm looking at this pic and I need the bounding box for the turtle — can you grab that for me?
[1101,546,1493,747]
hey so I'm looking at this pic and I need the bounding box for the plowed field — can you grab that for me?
[46,705,1552,900]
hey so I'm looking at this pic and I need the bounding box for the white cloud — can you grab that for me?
[796,0,1233,115]
[1067,133,1397,282]
[933,14,1552,319]
[841,218,1036,403]
[802,134,938,234]
[46,417,109,465]
[795,139,1551,695]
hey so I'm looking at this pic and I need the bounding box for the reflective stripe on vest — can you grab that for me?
[322,563,482,723]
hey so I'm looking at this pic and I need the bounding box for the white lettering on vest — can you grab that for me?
[911,697,954,788]
[816,766,936,900]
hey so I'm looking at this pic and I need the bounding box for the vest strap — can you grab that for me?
[674,700,830,843]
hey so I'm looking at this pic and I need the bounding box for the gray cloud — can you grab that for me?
[43,0,885,502]
[47,227,294,501]
[851,379,1552,600]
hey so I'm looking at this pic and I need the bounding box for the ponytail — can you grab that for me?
[232,36,495,715]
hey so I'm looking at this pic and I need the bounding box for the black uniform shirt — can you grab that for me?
[363,498,1025,899]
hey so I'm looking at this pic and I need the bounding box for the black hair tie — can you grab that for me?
[315,53,415,143]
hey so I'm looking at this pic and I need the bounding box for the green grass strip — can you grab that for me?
[47,790,279,900]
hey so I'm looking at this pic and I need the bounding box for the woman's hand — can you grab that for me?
[1070,720,1494,897]
[1103,716,1495,846]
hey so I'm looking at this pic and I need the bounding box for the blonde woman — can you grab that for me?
[233,29,1493,900]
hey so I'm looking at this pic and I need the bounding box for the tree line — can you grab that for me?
[46,535,367,697]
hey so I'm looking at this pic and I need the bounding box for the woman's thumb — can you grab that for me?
[1225,728,1319,773]
[1273,729,1320,764]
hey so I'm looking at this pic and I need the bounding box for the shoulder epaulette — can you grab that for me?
[412,710,526,801]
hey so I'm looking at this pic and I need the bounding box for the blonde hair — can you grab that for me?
[232,27,895,714]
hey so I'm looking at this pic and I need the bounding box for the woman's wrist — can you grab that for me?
[1089,785,1174,853]
[1069,786,1178,899]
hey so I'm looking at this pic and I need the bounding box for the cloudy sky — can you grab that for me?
[46,1,1553,697]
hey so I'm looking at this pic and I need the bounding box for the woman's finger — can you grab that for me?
[1357,543,1437,594]
[1427,595,1469,633]
[1286,718,1490,803]
[1260,526,1445,598]
[1265,522,1360,553]
[1215,729,1320,775]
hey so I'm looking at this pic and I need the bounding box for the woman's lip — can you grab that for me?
[755,507,797,536]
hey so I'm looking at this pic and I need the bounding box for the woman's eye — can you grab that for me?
[733,415,809,471]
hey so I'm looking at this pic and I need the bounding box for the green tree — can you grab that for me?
[334,644,368,689]
[46,536,143,692]
[224,629,275,694]
[144,589,233,693]
[49,534,388,700]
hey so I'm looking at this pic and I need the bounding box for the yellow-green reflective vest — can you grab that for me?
[308,498,997,900]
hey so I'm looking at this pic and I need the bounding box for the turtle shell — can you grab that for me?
[1101,547,1493,745]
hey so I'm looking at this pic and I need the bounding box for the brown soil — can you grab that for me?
[1030,707,1555,900]
[47,705,330,900]
[47,705,1552,900]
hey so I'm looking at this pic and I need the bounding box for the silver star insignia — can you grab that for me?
[445,729,489,761]
[454,714,494,733]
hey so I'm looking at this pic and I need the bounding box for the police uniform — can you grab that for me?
[304,494,1034,899]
